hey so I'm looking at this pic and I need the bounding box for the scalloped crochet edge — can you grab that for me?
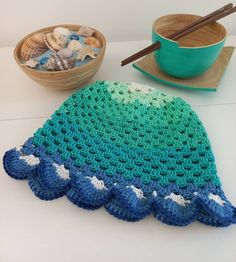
[3,147,236,227]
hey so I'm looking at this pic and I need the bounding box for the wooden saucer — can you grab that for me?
[132,46,235,91]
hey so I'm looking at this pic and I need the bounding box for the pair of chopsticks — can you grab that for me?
[121,3,236,66]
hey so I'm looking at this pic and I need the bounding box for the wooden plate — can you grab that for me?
[132,46,235,91]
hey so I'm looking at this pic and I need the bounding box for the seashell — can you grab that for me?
[57,48,73,59]
[76,46,96,61]
[67,40,82,51]
[22,58,39,68]
[70,33,80,41]
[78,26,94,37]
[44,54,75,71]
[53,27,70,37]
[20,33,48,61]
[84,37,101,48]
[44,32,67,52]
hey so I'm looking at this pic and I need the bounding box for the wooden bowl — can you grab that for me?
[14,24,106,90]
[152,14,226,78]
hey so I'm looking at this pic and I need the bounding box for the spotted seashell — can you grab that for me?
[20,33,48,61]
[78,26,94,37]
[67,40,82,51]
[44,54,74,71]
[44,32,67,52]
[84,37,101,48]
[53,27,70,37]
[57,48,73,59]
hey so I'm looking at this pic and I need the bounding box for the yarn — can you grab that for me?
[3,80,236,226]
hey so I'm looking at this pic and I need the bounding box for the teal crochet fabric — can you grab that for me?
[3,80,236,226]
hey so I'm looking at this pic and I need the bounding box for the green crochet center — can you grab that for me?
[32,81,220,187]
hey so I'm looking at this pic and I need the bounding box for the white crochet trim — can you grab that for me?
[208,193,226,206]
[127,185,145,199]
[86,176,108,190]
[19,155,40,166]
[152,191,158,197]
[165,193,191,206]
[53,163,70,180]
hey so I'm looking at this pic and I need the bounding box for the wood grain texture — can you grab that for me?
[133,46,235,91]
[153,14,226,47]
[14,24,106,90]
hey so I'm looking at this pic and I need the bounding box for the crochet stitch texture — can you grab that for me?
[3,80,236,226]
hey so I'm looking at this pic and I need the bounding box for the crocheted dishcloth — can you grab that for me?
[3,80,236,227]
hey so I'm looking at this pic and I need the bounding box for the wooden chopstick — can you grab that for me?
[121,4,233,67]
[121,4,233,66]
[168,3,233,39]
[171,6,236,40]
[121,3,234,66]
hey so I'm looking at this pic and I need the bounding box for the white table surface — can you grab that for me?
[1,37,236,262]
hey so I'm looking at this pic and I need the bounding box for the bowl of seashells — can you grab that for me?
[14,24,106,90]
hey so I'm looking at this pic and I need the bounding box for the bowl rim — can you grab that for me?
[14,23,106,74]
[152,14,227,49]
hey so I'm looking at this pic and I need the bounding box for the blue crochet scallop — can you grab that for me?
[3,81,236,226]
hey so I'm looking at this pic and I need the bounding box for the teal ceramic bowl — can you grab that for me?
[152,14,227,78]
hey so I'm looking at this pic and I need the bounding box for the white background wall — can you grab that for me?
[0,0,236,47]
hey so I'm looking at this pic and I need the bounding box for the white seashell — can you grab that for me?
[78,26,94,37]
[57,48,73,59]
[44,54,74,71]
[53,27,70,37]
[44,32,67,52]
[67,40,82,51]
[22,58,39,68]
[76,46,96,61]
